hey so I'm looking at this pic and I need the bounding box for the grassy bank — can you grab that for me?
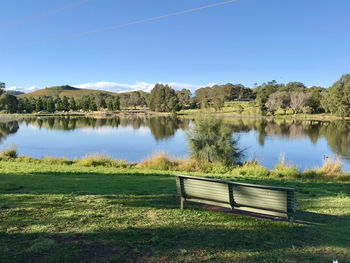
[1,158,350,262]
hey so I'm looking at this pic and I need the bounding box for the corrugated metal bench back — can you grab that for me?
[175,174,295,224]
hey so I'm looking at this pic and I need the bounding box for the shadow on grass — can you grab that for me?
[1,223,349,263]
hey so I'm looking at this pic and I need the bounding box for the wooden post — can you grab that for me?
[289,216,294,227]
[180,197,185,210]
[228,184,234,210]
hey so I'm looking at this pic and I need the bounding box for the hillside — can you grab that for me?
[18,85,119,99]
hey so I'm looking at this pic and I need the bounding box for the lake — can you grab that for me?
[1,116,350,171]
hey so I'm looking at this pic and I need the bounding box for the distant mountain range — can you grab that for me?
[17,85,133,99]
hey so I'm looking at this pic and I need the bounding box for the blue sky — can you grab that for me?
[0,0,349,93]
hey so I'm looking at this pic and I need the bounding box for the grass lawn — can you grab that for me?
[0,161,349,262]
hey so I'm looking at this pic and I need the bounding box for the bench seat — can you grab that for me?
[175,174,297,226]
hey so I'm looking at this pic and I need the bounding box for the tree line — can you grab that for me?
[255,73,350,116]
[0,73,349,116]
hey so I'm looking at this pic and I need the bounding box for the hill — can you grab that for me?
[18,85,119,99]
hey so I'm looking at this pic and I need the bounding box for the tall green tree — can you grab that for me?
[114,96,120,111]
[0,93,18,113]
[187,114,242,166]
[149,84,179,112]
[36,97,44,111]
[176,89,191,109]
[47,97,55,113]
[321,74,350,116]
[69,97,77,111]
[62,96,70,111]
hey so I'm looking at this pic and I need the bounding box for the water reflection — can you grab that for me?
[20,116,190,141]
[1,117,350,166]
[0,121,19,143]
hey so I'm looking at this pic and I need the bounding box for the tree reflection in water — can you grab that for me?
[2,117,350,160]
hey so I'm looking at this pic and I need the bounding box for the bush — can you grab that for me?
[0,146,17,160]
[16,156,40,163]
[270,155,300,178]
[42,156,73,165]
[74,153,126,167]
[137,152,177,170]
[234,160,270,177]
[302,156,343,178]
[187,114,242,167]
[321,156,342,176]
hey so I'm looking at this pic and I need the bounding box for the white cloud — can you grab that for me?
[73,81,155,93]
[7,86,39,92]
[73,81,215,93]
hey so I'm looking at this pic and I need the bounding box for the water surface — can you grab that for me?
[1,116,350,171]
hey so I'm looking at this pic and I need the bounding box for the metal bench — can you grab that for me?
[175,174,297,226]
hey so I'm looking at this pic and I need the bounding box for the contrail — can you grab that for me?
[0,0,93,30]
[21,0,238,46]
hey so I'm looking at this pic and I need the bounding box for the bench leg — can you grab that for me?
[180,197,185,210]
[289,216,294,227]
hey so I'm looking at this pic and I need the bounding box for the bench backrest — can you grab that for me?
[175,174,295,219]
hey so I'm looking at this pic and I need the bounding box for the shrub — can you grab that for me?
[75,153,118,167]
[234,160,270,177]
[177,158,200,172]
[42,156,73,165]
[270,155,300,178]
[137,152,177,170]
[321,156,342,176]
[16,156,40,163]
[302,156,343,178]
[187,114,242,167]
[0,146,17,160]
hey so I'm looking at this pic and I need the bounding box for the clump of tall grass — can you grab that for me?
[176,158,200,172]
[302,156,343,178]
[233,159,270,177]
[321,156,342,175]
[74,153,131,168]
[270,154,300,178]
[137,152,178,170]
[17,156,40,163]
[0,146,17,160]
[42,156,73,165]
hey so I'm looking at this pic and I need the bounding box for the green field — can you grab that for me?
[0,161,350,262]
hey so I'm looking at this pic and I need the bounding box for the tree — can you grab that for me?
[306,86,325,113]
[36,97,44,112]
[321,74,350,116]
[69,97,77,111]
[176,89,191,109]
[290,92,308,114]
[195,87,212,105]
[47,97,55,113]
[24,98,33,113]
[265,92,282,115]
[95,95,107,110]
[62,96,70,111]
[149,84,179,112]
[255,81,282,114]
[187,114,242,166]
[213,97,224,112]
[129,92,142,109]
[107,99,114,111]
[114,96,120,111]
[17,98,25,113]
[89,98,97,111]
[0,93,18,113]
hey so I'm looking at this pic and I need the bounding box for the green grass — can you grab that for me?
[1,160,350,262]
